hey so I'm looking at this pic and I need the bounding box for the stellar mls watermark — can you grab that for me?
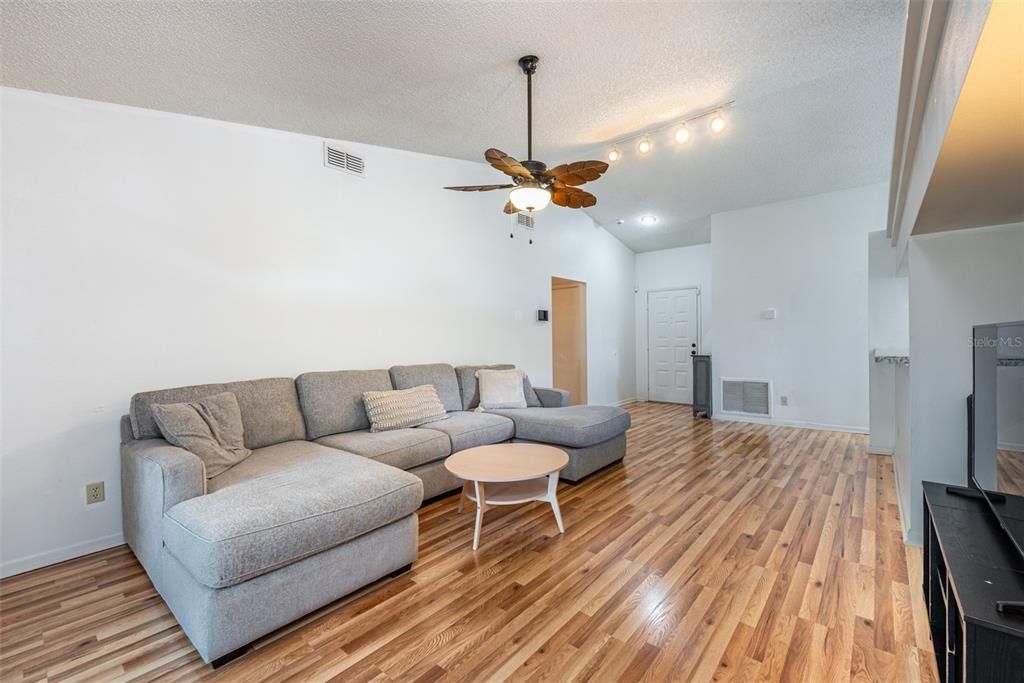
[970,335,1024,349]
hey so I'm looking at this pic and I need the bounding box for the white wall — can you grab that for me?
[709,183,887,431]
[634,244,712,401]
[905,222,1024,544]
[0,88,636,576]
[868,230,909,454]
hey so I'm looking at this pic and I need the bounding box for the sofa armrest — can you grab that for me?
[534,387,571,408]
[121,437,205,580]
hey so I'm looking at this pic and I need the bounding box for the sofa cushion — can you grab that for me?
[421,411,515,452]
[389,363,462,413]
[296,369,393,439]
[316,428,450,470]
[163,443,422,588]
[131,377,305,449]
[488,406,631,449]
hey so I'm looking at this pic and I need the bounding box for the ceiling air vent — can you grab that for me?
[722,379,771,416]
[323,143,365,177]
[515,212,535,229]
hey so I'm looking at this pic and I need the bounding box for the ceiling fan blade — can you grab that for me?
[485,148,533,180]
[545,160,610,187]
[443,184,515,191]
[552,187,597,209]
[503,201,518,214]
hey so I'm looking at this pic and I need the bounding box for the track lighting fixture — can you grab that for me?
[600,100,734,162]
[710,111,727,134]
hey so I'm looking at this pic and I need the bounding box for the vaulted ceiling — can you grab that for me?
[1,1,907,252]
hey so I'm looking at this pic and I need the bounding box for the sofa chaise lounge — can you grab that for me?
[120,362,630,663]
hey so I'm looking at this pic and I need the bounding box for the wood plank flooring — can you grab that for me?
[998,449,1024,496]
[0,402,938,682]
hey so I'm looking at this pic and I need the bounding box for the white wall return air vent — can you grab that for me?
[721,379,772,417]
[323,142,365,177]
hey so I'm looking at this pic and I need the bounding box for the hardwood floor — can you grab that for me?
[0,402,938,682]
[998,449,1024,496]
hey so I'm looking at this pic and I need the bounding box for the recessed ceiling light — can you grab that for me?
[639,215,658,225]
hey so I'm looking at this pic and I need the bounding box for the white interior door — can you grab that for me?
[648,288,699,404]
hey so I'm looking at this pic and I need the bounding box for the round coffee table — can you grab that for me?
[444,443,569,551]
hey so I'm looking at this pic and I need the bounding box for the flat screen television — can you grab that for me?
[968,321,1024,567]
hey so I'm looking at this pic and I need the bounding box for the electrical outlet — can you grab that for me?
[780,395,789,406]
[85,481,105,504]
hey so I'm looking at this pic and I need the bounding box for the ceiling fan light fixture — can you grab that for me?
[607,146,622,163]
[442,56,607,217]
[509,184,552,212]
[637,136,653,155]
[710,111,727,134]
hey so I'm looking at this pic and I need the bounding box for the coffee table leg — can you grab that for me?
[458,481,470,513]
[547,473,564,534]
[472,481,486,551]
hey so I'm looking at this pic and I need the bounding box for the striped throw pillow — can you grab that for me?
[362,385,449,433]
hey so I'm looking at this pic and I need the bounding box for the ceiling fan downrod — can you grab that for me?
[518,55,540,170]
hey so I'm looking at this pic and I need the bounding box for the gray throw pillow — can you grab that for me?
[363,385,449,433]
[151,392,252,478]
[522,374,543,407]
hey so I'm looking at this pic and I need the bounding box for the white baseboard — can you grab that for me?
[713,412,869,435]
[868,444,895,456]
[0,532,125,578]
[617,397,639,406]
[891,462,914,545]
[999,441,1024,453]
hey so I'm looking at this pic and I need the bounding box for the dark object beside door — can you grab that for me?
[692,355,712,418]
[922,482,1024,681]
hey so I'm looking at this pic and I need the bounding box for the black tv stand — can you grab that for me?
[923,482,1024,681]
[996,601,1024,615]
[946,484,1008,503]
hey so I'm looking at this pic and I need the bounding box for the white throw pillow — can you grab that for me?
[475,368,528,410]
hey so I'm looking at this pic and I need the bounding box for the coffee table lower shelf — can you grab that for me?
[457,474,564,551]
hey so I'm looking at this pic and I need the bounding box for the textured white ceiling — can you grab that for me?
[1,1,906,252]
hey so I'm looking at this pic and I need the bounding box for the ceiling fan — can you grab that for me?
[444,55,609,214]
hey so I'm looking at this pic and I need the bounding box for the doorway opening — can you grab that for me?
[551,276,587,405]
[647,287,700,404]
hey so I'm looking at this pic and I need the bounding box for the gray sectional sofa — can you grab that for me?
[120,362,630,664]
